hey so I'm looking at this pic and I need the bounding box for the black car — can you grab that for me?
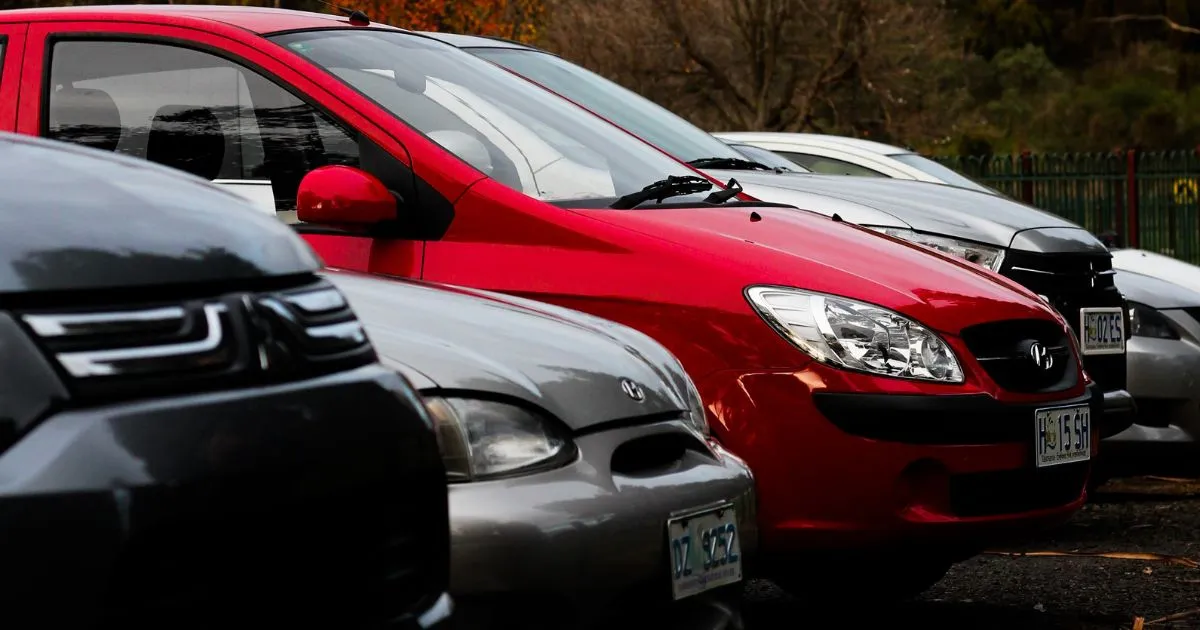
[0,132,450,628]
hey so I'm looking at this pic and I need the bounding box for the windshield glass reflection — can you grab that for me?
[272,30,705,206]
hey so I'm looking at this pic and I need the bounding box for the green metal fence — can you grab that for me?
[933,151,1200,264]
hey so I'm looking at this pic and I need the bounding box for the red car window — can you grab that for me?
[44,39,360,218]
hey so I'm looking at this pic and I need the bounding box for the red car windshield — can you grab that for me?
[270,29,707,205]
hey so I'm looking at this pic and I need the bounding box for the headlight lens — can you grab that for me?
[873,228,1006,271]
[746,286,964,383]
[1129,302,1179,339]
[424,397,575,482]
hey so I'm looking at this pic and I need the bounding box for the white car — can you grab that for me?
[712,132,1000,196]
[1111,247,1200,295]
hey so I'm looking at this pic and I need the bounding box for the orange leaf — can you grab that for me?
[986,550,1200,569]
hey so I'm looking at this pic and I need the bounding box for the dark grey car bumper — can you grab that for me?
[0,364,450,628]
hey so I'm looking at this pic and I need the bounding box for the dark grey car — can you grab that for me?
[427,32,1136,439]
[327,270,757,630]
[0,132,451,627]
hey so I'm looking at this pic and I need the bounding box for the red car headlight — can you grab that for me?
[746,285,964,384]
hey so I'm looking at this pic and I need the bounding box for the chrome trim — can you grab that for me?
[1009,266,1056,275]
[24,306,185,337]
[417,592,454,629]
[284,288,346,313]
[53,304,227,377]
[307,321,367,343]
[22,286,370,382]
[1010,266,1116,277]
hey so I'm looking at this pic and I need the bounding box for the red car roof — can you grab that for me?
[0,5,402,35]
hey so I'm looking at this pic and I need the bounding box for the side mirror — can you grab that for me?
[297,165,397,226]
[1097,230,1124,250]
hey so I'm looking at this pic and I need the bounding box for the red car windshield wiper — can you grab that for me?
[610,175,714,209]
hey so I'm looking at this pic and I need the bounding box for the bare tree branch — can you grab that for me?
[652,0,755,119]
[1094,14,1200,36]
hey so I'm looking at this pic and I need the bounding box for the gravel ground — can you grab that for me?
[743,476,1200,629]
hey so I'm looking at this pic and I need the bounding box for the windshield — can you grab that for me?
[470,47,749,164]
[888,153,999,195]
[270,30,704,204]
[726,143,810,172]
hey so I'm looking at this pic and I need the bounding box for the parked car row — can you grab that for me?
[0,4,1176,629]
[438,33,1136,441]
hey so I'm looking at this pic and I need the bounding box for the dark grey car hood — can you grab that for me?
[708,168,1092,250]
[324,270,693,430]
[0,133,318,294]
[1114,269,1200,310]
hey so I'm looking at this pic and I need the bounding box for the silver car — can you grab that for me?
[326,270,757,630]
[1104,269,1200,464]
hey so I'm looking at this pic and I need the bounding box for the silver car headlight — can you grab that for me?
[1129,301,1180,340]
[746,286,964,383]
[424,397,576,482]
[873,228,1006,271]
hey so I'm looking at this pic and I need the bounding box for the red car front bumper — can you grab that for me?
[701,364,1099,559]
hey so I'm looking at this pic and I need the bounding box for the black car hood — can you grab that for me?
[0,134,318,294]
[712,169,1088,249]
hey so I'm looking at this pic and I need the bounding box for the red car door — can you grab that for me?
[0,23,27,132]
[16,19,430,278]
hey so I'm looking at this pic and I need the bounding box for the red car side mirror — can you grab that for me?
[297,165,397,226]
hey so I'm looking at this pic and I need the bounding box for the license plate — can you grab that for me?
[1079,307,1125,355]
[666,504,742,600]
[1035,404,1092,468]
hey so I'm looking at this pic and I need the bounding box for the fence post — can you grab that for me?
[1020,150,1033,204]
[1126,149,1139,249]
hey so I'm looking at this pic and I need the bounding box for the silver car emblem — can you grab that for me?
[1029,342,1054,371]
[620,378,646,402]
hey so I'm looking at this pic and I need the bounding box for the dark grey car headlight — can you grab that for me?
[872,227,1006,271]
[1129,302,1180,340]
[424,397,576,482]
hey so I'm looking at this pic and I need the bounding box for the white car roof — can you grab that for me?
[713,132,910,156]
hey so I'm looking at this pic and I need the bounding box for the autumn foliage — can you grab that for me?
[337,0,544,42]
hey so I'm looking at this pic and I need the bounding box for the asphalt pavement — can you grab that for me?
[743,476,1200,629]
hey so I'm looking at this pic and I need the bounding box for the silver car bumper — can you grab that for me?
[1106,325,1200,445]
[448,418,757,629]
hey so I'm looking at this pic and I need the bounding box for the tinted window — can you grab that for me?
[272,30,704,205]
[46,40,359,217]
[888,153,999,195]
[775,152,886,177]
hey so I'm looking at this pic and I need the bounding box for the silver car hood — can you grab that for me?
[324,270,691,430]
[705,169,1087,249]
[1114,268,1200,310]
[705,169,910,228]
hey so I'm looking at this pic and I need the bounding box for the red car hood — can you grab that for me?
[576,204,1059,335]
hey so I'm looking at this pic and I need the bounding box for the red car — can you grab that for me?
[0,6,1097,599]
